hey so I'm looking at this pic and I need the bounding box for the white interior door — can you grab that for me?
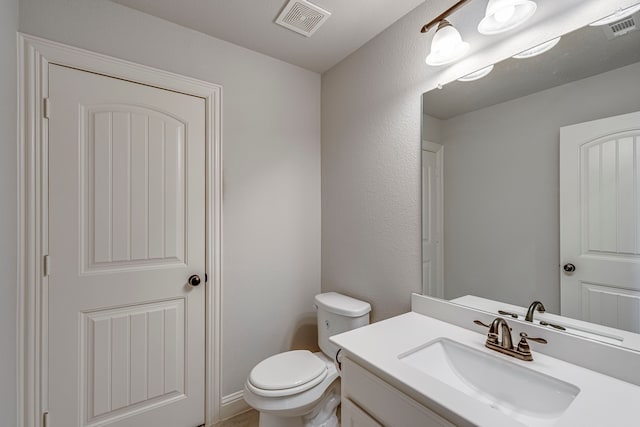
[422,141,443,298]
[48,64,206,427]
[560,111,640,333]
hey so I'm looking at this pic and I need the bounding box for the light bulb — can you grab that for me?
[512,37,560,59]
[426,21,470,66]
[494,5,515,23]
[435,26,462,53]
[478,0,537,35]
[457,65,494,82]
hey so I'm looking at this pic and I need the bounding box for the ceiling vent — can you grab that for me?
[275,0,331,37]
[604,16,637,39]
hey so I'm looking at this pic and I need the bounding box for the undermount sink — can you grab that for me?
[399,338,580,426]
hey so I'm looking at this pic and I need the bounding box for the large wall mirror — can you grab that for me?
[421,9,640,350]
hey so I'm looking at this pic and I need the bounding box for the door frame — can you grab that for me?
[421,140,444,298]
[17,33,223,427]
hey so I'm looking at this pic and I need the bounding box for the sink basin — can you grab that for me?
[399,338,580,426]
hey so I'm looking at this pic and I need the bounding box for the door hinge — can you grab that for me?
[43,255,50,277]
[43,412,49,427]
[43,98,50,119]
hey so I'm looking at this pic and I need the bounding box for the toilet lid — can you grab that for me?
[249,350,327,391]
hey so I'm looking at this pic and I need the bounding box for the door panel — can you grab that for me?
[560,111,640,333]
[87,106,187,270]
[48,64,205,427]
[422,143,443,298]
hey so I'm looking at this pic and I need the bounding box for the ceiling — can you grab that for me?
[111,0,426,73]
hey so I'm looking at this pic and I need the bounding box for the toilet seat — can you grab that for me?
[247,350,329,397]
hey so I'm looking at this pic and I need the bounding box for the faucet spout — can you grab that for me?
[525,301,546,322]
[489,317,513,350]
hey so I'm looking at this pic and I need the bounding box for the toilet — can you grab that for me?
[243,292,371,427]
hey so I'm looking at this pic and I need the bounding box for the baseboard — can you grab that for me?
[219,390,251,421]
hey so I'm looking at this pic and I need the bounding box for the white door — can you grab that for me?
[422,141,443,298]
[48,64,206,427]
[560,111,640,333]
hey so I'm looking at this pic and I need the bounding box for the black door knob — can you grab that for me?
[188,274,202,287]
[563,263,576,273]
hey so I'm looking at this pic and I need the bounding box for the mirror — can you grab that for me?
[421,13,640,350]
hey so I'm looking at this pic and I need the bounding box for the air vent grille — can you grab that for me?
[604,16,637,39]
[611,17,636,34]
[276,0,331,37]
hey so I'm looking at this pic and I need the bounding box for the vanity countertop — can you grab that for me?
[330,311,640,427]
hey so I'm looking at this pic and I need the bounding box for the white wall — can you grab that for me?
[441,61,640,312]
[19,0,321,402]
[321,0,638,321]
[1,0,18,424]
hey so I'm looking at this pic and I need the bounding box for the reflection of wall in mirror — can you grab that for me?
[423,61,640,313]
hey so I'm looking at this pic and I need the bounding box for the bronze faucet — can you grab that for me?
[525,301,546,322]
[474,318,547,361]
[487,317,513,350]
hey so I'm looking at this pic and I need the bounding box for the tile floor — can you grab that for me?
[215,409,259,427]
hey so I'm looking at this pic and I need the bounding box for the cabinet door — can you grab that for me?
[342,357,456,427]
[342,398,383,427]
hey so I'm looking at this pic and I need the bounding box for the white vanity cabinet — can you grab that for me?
[340,357,455,427]
[341,399,383,427]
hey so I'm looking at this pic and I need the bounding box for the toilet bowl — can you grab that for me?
[243,292,371,427]
[244,351,340,427]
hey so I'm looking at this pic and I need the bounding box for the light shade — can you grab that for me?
[426,20,470,66]
[478,0,537,35]
[590,3,640,26]
[512,37,561,59]
[458,64,494,82]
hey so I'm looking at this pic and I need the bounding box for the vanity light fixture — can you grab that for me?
[420,0,473,66]
[477,0,537,35]
[512,36,560,59]
[589,3,640,26]
[457,64,494,81]
[426,20,470,66]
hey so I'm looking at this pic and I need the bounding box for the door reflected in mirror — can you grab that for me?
[421,15,640,350]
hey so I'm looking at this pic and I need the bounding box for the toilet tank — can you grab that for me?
[314,292,371,360]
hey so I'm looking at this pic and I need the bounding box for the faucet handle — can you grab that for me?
[517,332,547,355]
[519,332,547,344]
[473,320,491,328]
[498,310,519,318]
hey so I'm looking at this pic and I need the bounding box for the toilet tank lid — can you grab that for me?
[314,292,371,317]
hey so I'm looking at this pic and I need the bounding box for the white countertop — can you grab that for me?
[331,311,640,427]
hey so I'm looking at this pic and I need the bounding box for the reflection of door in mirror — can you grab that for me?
[560,111,640,333]
[422,141,443,298]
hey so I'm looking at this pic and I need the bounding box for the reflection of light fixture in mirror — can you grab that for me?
[458,64,494,82]
[478,0,537,35]
[590,3,640,26]
[426,20,470,66]
[512,37,560,59]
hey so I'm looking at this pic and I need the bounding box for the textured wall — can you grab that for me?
[441,61,640,312]
[322,1,450,321]
[321,0,637,322]
[19,0,321,399]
